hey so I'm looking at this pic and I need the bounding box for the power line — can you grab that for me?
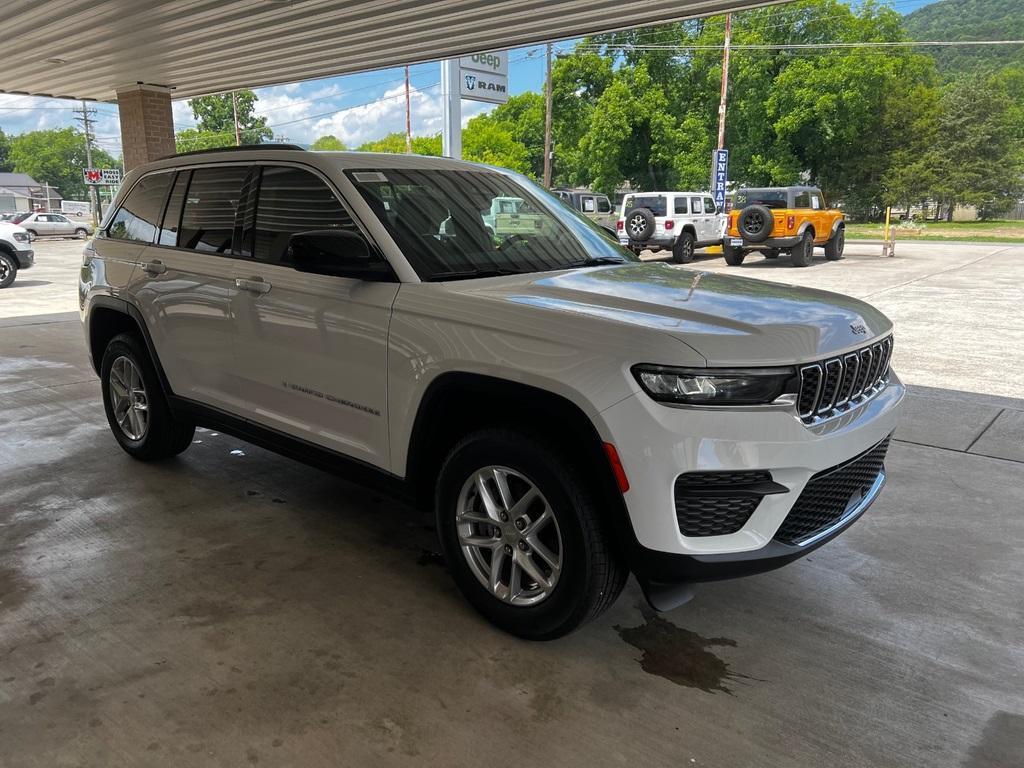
[575,39,1024,51]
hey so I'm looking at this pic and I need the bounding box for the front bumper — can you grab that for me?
[599,373,905,583]
[13,248,34,269]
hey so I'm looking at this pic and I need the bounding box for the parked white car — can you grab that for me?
[80,148,903,638]
[15,211,93,239]
[617,191,726,262]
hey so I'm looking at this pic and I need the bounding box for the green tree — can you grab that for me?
[462,115,531,173]
[0,128,13,172]
[357,132,441,155]
[311,135,346,151]
[188,89,272,145]
[9,127,119,202]
[174,128,236,153]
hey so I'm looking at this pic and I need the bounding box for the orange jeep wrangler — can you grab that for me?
[724,186,845,267]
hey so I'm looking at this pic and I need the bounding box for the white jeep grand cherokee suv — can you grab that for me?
[617,191,727,262]
[80,148,904,639]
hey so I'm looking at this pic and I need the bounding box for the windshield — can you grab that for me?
[12,212,31,224]
[734,189,788,209]
[347,168,632,281]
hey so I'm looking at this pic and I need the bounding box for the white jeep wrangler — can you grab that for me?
[617,191,727,263]
[80,148,903,639]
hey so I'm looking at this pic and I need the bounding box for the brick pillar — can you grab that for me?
[116,85,176,171]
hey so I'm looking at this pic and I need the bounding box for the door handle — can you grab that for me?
[235,277,272,295]
[142,260,166,275]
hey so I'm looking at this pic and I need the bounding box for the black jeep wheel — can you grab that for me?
[0,252,17,289]
[791,230,814,267]
[672,231,696,263]
[824,227,845,260]
[723,241,746,266]
[738,204,774,243]
[623,207,656,244]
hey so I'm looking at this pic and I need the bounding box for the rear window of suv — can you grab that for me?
[735,189,788,209]
[624,195,667,216]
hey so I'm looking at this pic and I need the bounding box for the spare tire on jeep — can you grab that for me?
[624,207,656,243]
[738,204,774,243]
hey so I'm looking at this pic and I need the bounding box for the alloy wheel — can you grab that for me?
[109,356,149,441]
[456,466,563,606]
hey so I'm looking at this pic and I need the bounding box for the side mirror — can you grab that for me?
[288,230,392,281]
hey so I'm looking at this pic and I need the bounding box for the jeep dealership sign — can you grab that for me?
[83,168,122,186]
[459,51,508,104]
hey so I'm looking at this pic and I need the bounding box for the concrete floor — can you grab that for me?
[2,240,1023,767]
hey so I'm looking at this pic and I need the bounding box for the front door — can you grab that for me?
[49,214,74,236]
[230,164,396,469]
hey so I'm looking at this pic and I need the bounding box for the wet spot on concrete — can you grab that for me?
[37,677,55,687]
[146,742,160,751]
[28,691,46,705]
[417,549,445,568]
[89,718,102,728]
[272,739,283,747]
[964,711,1024,767]
[175,599,236,627]
[0,565,31,613]
[615,607,753,694]
[272,498,286,504]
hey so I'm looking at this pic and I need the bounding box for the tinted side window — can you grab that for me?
[704,197,716,214]
[794,192,811,208]
[254,166,356,265]
[674,197,688,214]
[596,196,611,213]
[106,172,174,243]
[179,165,249,253]
[158,171,190,246]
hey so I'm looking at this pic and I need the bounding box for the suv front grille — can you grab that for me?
[674,470,785,537]
[774,436,891,546]
[798,336,893,423]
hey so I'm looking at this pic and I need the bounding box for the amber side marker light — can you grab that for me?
[603,443,630,493]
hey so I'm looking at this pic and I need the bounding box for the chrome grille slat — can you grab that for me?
[798,336,893,424]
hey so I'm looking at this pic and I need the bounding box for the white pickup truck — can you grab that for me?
[0,221,34,288]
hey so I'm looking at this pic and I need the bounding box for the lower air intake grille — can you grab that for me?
[774,436,891,546]
[675,470,779,537]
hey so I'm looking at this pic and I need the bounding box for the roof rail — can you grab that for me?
[160,143,306,160]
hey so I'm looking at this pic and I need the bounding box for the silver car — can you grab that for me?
[15,212,93,239]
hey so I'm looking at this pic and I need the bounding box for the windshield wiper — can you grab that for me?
[562,256,628,268]
[426,268,523,282]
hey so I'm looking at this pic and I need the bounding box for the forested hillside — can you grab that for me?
[904,0,1024,74]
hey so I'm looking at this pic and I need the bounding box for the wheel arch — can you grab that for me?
[86,297,174,400]
[797,221,816,239]
[404,371,635,550]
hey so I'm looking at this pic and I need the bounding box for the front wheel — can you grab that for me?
[672,231,696,263]
[824,227,845,260]
[0,253,17,288]
[100,332,195,460]
[435,429,627,640]
[791,230,814,267]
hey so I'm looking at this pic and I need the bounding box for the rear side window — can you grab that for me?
[106,172,174,243]
[253,165,356,265]
[794,192,811,208]
[704,197,716,214]
[179,165,249,253]
[596,196,611,213]
[674,197,688,215]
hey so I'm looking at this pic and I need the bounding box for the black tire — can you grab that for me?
[435,428,627,640]
[762,248,780,259]
[100,332,195,461]
[623,207,656,244]
[75,228,88,239]
[737,204,774,243]
[25,229,38,240]
[824,227,845,260]
[723,241,746,266]
[791,230,814,267]
[0,252,16,289]
[671,231,696,263]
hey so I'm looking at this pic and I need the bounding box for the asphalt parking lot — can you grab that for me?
[2,239,1023,767]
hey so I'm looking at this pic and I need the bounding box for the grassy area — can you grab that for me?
[845,219,1024,243]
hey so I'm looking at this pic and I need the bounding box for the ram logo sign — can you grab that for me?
[458,50,509,104]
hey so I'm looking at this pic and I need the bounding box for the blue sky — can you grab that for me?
[0,0,940,156]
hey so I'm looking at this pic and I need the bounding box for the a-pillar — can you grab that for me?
[116,85,176,172]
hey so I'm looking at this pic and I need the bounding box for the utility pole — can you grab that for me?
[73,101,100,226]
[716,13,732,150]
[404,65,413,153]
[543,42,553,188]
[231,91,241,146]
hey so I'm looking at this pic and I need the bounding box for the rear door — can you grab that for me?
[50,214,75,236]
[594,195,614,228]
[703,196,723,242]
[126,165,248,413]
[230,164,397,469]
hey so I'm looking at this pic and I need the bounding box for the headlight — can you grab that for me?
[12,232,28,243]
[632,364,797,405]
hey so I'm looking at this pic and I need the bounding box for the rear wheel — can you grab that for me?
[791,230,814,267]
[672,231,696,263]
[0,253,16,289]
[435,428,627,640]
[723,242,746,266]
[824,227,845,260]
[75,227,89,239]
[100,332,195,460]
